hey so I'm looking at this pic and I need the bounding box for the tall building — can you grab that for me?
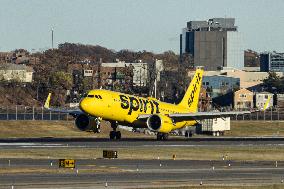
[180,18,244,71]
[260,52,284,72]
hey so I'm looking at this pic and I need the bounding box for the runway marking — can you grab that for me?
[0,143,61,146]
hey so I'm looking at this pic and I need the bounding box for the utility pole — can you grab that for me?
[51,28,54,49]
[98,58,102,88]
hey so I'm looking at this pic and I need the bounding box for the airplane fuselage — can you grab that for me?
[79,89,197,129]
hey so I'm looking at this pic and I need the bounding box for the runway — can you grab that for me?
[0,137,284,149]
[0,158,284,188]
[1,138,284,188]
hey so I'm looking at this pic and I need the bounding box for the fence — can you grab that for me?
[0,105,284,121]
[234,109,284,121]
[0,106,71,121]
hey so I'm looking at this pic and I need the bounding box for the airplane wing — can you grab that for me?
[138,111,250,121]
[44,93,83,116]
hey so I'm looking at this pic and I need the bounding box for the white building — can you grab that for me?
[0,63,33,82]
[255,92,273,110]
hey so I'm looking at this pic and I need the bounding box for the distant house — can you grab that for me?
[234,88,253,110]
[255,91,273,110]
[0,63,33,82]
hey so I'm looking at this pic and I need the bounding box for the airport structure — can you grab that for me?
[180,18,244,70]
[260,52,284,72]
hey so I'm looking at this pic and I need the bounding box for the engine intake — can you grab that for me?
[146,114,174,133]
[75,114,96,131]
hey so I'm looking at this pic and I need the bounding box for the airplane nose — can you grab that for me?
[79,98,89,112]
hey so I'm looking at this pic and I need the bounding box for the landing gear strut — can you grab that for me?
[93,117,101,133]
[109,121,121,140]
[157,132,169,141]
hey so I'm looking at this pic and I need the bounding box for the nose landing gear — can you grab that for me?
[109,121,121,140]
[93,117,101,133]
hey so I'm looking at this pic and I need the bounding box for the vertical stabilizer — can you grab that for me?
[177,69,203,112]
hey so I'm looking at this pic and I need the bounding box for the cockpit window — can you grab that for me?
[95,95,99,98]
[98,95,102,99]
[87,95,94,98]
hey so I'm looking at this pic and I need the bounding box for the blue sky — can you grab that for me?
[0,0,284,53]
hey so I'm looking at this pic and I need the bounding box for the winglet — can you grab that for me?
[44,93,52,109]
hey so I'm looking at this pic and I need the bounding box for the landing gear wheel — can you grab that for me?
[157,132,169,141]
[157,133,163,140]
[162,133,169,140]
[109,121,121,140]
[93,125,101,133]
[185,131,192,138]
[110,131,116,140]
[116,131,121,140]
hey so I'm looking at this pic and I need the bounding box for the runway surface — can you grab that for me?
[0,158,284,188]
[1,137,284,188]
[0,137,284,149]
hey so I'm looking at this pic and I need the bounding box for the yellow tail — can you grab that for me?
[177,68,203,112]
[44,93,52,109]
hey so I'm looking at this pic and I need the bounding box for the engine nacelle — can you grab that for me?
[75,114,98,131]
[146,114,174,133]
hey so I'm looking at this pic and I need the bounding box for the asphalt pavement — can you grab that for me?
[0,137,284,188]
[0,158,284,188]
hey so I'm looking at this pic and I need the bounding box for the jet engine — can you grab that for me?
[75,114,99,131]
[146,114,174,133]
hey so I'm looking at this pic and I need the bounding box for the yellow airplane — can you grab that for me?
[45,68,249,140]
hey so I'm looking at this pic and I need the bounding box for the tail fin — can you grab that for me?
[44,93,52,109]
[178,68,203,112]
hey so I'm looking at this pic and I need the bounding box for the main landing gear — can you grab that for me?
[109,121,121,140]
[157,132,169,141]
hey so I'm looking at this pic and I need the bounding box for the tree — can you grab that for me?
[263,72,283,93]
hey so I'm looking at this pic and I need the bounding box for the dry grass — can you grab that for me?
[1,120,284,138]
[228,121,284,137]
[0,166,124,174]
[141,185,284,189]
[0,120,148,138]
[1,145,284,161]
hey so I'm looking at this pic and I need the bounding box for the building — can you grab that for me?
[276,94,284,110]
[0,52,13,64]
[255,91,273,110]
[190,69,283,91]
[102,61,148,87]
[260,52,284,72]
[201,75,240,98]
[234,88,253,110]
[180,18,244,70]
[198,87,212,111]
[244,50,260,67]
[0,63,33,82]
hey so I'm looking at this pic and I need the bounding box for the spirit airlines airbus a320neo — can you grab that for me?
[44,68,250,140]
